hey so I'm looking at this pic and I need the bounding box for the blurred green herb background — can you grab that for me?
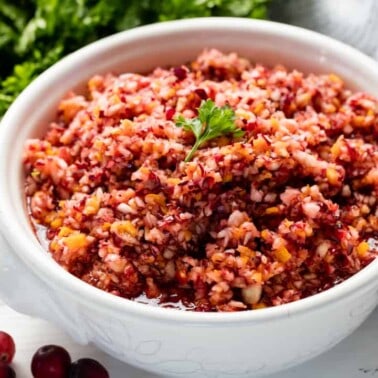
[0,0,271,116]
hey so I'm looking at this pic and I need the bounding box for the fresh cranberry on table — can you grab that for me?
[31,345,71,378]
[0,332,15,365]
[69,358,109,378]
[0,364,16,378]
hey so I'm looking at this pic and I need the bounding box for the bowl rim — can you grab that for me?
[1,17,378,324]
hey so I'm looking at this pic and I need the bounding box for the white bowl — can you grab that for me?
[1,18,378,378]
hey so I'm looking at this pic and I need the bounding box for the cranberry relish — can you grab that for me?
[24,49,378,312]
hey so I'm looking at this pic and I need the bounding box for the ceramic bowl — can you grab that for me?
[1,18,378,378]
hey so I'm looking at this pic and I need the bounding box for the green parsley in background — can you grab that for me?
[0,0,271,116]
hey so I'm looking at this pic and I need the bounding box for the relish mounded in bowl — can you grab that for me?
[24,49,378,312]
[1,18,378,377]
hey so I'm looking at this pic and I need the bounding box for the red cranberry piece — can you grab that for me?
[165,107,175,120]
[31,345,71,378]
[194,88,208,100]
[173,66,187,81]
[0,364,16,378]
[69,358,109,378]
[0,332,15,365]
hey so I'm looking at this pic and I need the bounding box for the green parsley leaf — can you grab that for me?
[0,0,272,117]
[176,99,245,162]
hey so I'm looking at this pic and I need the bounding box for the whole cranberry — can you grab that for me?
[0,332,15,365]
[69,358,109,378]
[0,364,16,378]
[31,345,71,378]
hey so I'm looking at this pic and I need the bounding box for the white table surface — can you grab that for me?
[2,297,378,378]
[3,2,378,378]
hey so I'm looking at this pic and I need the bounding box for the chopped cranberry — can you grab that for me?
[201,176,215,190]
[0,364,16,378]
[145,171,161,190]
[31,345,71,378]
[173,67,187,81]
[69,358,109,378]
[165,108,175,120]
[0,332,15,365]
[194,88,208,100]
[245,121,257,132]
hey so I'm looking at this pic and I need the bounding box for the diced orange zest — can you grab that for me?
[58,226,73,237]
[296,92,312,107]
[328,73,342,83]
[145,193,166,206]
[111,220,138,237]
[232,228,243,239]
[326,167,339,185]
[83,196,100,215]
[270,118,280,130]
[102,222,111,231]
[352,113,374,128]
[252,303,267,310]
[239,256,249,265]
[63,233,89,250]
[166,178,181,186]
[31,170,40,178]
[253,102,265,115]
[50,217,63,229]
[330,140,341,158]
[183,230,192,242]
[356,241,369,257]
[50,240,58,251]
[274,246,292,263]
[265,207,279,215]
[251,272,263,283]
[211,252,225,264]
[252,137,268,153]
[237,245,255,258]
[44,212,56,224]
[261,229,270,240]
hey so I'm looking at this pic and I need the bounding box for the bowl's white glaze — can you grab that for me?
[0,18,378,377]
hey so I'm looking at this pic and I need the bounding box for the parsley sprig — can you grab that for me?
[0,1,271,117]
[176,99,245,162]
